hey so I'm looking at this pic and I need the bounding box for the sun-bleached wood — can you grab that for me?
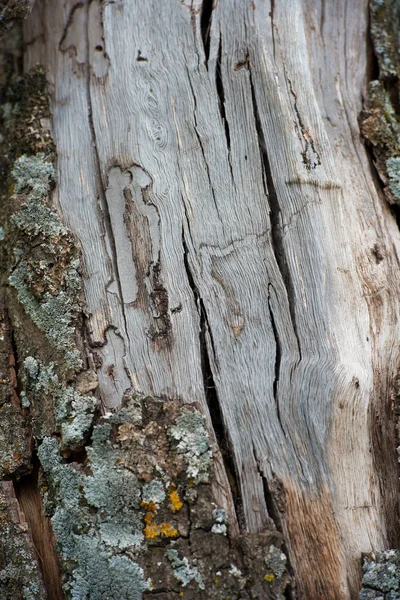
[24,1,400,598]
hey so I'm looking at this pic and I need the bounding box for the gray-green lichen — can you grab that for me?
[142,479,166,507]
[165,548,205,590]
[168,408,212,483]
[24,356,96,448]
[361,2,400,205]
[386,156,400,198]
[264,545,287,579]
[212,507,228,535]
[38,428,150,600]
[0,1,34,37]
[9,154,81,371]
[360,550,400,599]
[370,0,400,79]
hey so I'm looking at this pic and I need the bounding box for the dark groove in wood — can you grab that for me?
[14,453,64,600]
[200,0,213,67]
[181,224,243,524]
[248,66,302,363]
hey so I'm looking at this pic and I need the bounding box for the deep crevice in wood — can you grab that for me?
[215,37,230,152]
[215,35,235,185]
[269,0,276,60]
[248,67,302,363]
[200,0,213,67]
[13,452,64,600]
[267,283,283,431]
[181,225,244,526]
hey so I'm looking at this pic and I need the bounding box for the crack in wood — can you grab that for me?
[269,0,276,61]
[248,67,302,364]
[267,283,283,433]
[200,0,213,67]
[215,35,235,186]
[181,223,243,525]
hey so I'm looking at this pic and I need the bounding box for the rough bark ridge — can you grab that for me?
[359,1,400,597]
[0,0,400,599]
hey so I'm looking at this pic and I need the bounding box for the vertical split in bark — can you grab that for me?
[181,224,244,527]
[200,0,213,67]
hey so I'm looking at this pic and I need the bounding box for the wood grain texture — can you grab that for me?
[24,1,400,598]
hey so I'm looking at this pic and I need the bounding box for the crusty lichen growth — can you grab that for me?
[360,550,400,599]
[9,154,82,371]
[37,395,290,599]
[0,1,34,37]
[165,548,205,590]
[0,482,46,599]
[361,1,400,204]
[264,545,287,580]
[38,430,149,600]
[168,407,212,483]
[23,356,97,448]
[370,0,400,79]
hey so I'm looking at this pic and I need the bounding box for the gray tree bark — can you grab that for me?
[1,1,400,599]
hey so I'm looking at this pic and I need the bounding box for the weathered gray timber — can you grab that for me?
[0,0,397,598]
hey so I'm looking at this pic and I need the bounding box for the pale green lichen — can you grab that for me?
[9,265,81,370]
[165,548,205,590]
[9,154,82,371]
[12,154,55,197]
[370,0,400,79]
[168,408,212,483]
[229,564,247,589]
[23,357,96,449]
[386,156,400,200]
[264,545,287,579]
[360,550,400,599]
[142,480,165,507]
[211,507,228,535]
[38,429,149,600]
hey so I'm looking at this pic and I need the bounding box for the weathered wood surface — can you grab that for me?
[23,0,400,598]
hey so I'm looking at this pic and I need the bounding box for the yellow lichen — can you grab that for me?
[159,523,178,537]
[144,521,159,539]
[264,573,275,582]
[168,489,183,512]
[143,509,178,539]
[141,501,157,512]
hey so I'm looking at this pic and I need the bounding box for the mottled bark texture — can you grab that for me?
[359,2,400,597]
[1,1,400,600]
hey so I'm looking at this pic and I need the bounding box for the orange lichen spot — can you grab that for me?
[141,501,157,512]
[144,522,159,539]
[159,522,178,537]
[144,511,155,525]
[264,573,275,582]
[168,489,183,512]
[143,509,178,539]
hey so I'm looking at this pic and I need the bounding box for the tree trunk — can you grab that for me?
[1,1,400,599]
